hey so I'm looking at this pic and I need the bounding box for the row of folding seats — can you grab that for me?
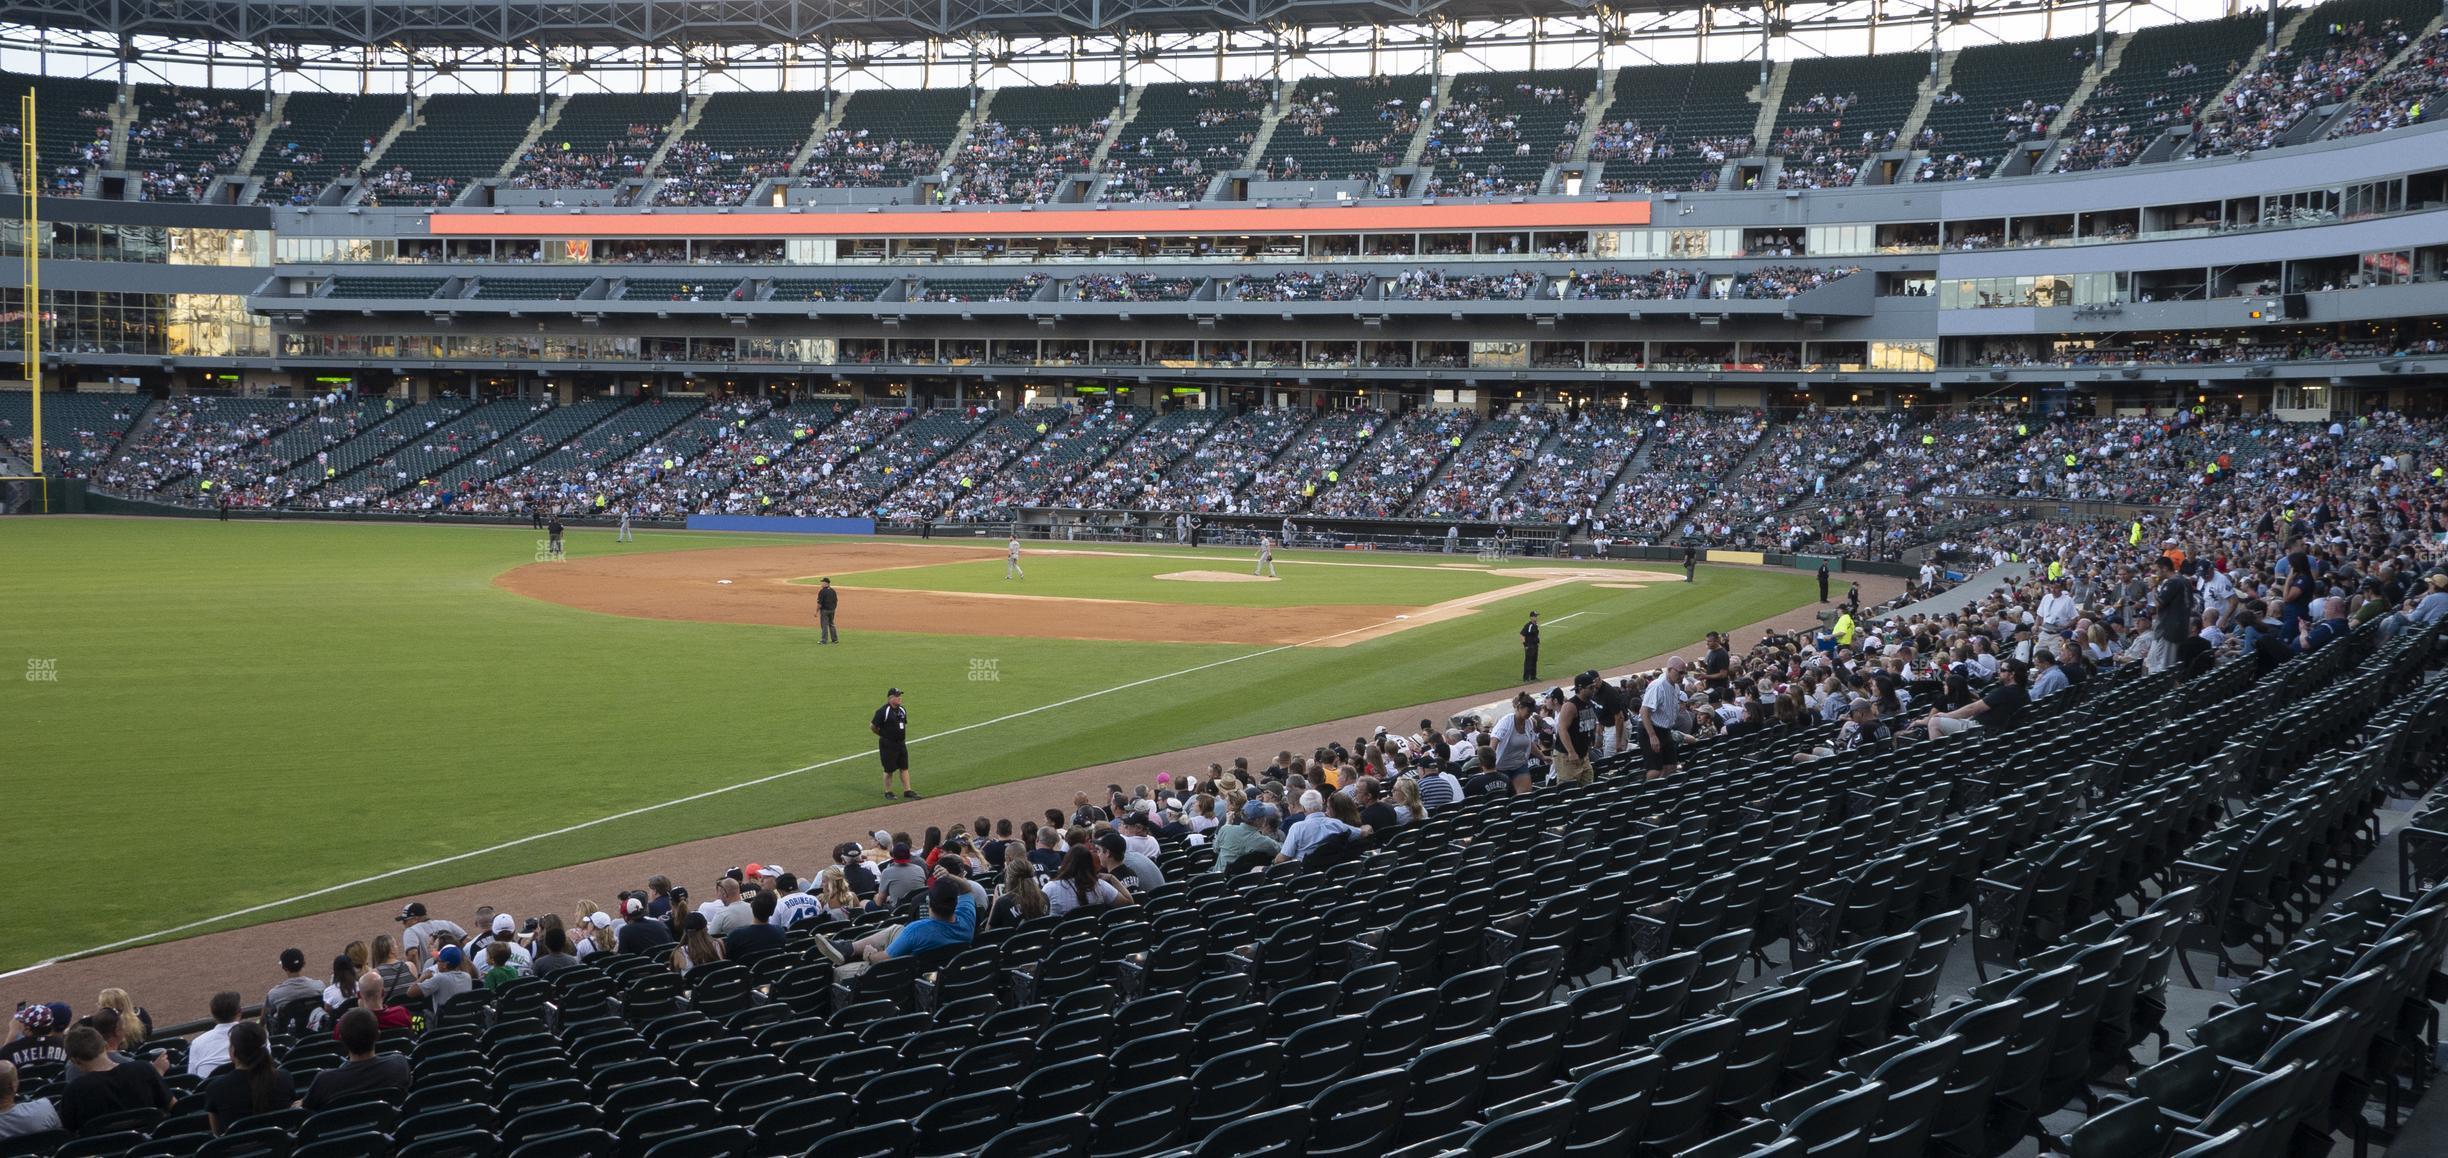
[2085,875,2448,1158]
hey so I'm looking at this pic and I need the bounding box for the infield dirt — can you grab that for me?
[496,543,1659,647]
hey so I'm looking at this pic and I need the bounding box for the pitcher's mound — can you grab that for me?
[1155,570,1280,583]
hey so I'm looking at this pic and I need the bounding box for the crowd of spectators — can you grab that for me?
[91,398,298,499]
[1263,82,1422,182]
[1561,268,1696,301]
[1959,409,2442,507]
[1588,123,1749,194]
[801,129,943,188]
[1714,265,1861,300]
[126,91,256,202]
[1097,81,1268,203]
[1382,269,1542,301]
[1418,79,1585,198]
[654,139,792,206]
[1605,408,1768,539]
[1911,90,2061,183]
[2053,57,2226,172]
[511,123,661,190]
[358,166,464,208]
[795,410,987,519]
[1225,272,1371,302]
[948,119,1105,205]
[1679,408,1889,547]
[967,402,1149,515]
[2189,20,2409,157]
[875,410,1066,522]
[1406,410,1557,521]
[1051,413,1217,510]
[1236,408,1381,514]
[1071,274,1199,303]
[914,276,1044,303]
[2326,28,2444,139]
[1970,334,2441,370]
[1151,407,1310,512]
[1308,407,1479,518]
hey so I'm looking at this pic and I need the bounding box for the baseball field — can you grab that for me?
[0,517,1817,974]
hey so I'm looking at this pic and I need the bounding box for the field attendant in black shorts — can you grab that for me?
[873,688,917,798]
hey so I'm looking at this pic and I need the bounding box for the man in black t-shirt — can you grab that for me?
[1924,661,2028,738]
[723,892,788,965]
[302,1010,410,1112]
[1519,612,1541,682]
[816,578,840,644]
[1701,633,1732,696]
[54,1028,170,1133]
[873,687,916,799]
[2148,556,2193,673]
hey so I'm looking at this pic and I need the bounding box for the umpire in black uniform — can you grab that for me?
[816,578,840,644]
[873,688,917,799]
[1520,611,1541,682]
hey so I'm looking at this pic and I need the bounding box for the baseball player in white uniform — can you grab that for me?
[1256,537,1278,577]
[616,508,633,543]
[1006,538,1025,580]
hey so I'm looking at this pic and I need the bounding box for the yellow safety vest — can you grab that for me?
[2129,521,2143,545]
[2016,424,2027,437]
[1326,470,1339,483]
[2063,454,2077,468]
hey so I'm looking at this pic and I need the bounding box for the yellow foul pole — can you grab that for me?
[19,88,38,477]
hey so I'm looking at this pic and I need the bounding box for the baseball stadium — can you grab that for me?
[7,0,2448,1151]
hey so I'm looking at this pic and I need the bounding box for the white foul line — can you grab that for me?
[0,613,1404,982]
[1544,611,1588,625]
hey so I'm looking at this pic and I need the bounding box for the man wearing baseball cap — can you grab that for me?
[421,945,475,1012]
[1211,802,1282,873]
[873,688,917,799]
[1,1006,66,1069]
[875,842,928,909]
[615,896,675,957]
[265,948,321,1025]
[395,902,466,967]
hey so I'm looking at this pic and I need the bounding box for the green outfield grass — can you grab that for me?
[812,545,1530,606]
[0,518,1813,969]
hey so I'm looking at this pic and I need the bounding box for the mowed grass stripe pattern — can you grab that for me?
[0,520,1811,967]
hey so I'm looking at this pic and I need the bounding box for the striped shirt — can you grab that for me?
[1416,771,1463,812]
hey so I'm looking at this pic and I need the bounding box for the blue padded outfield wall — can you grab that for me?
[686,515,876,535]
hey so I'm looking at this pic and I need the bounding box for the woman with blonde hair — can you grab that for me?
[369,934,418,1002]
[1390,777,1426,825]
[575,901,618,959]
[94,988,150,1045]
[992,856,1050,927]
[814,867,861,923]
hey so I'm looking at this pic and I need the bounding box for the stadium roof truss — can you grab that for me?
[1,0,2142,74]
